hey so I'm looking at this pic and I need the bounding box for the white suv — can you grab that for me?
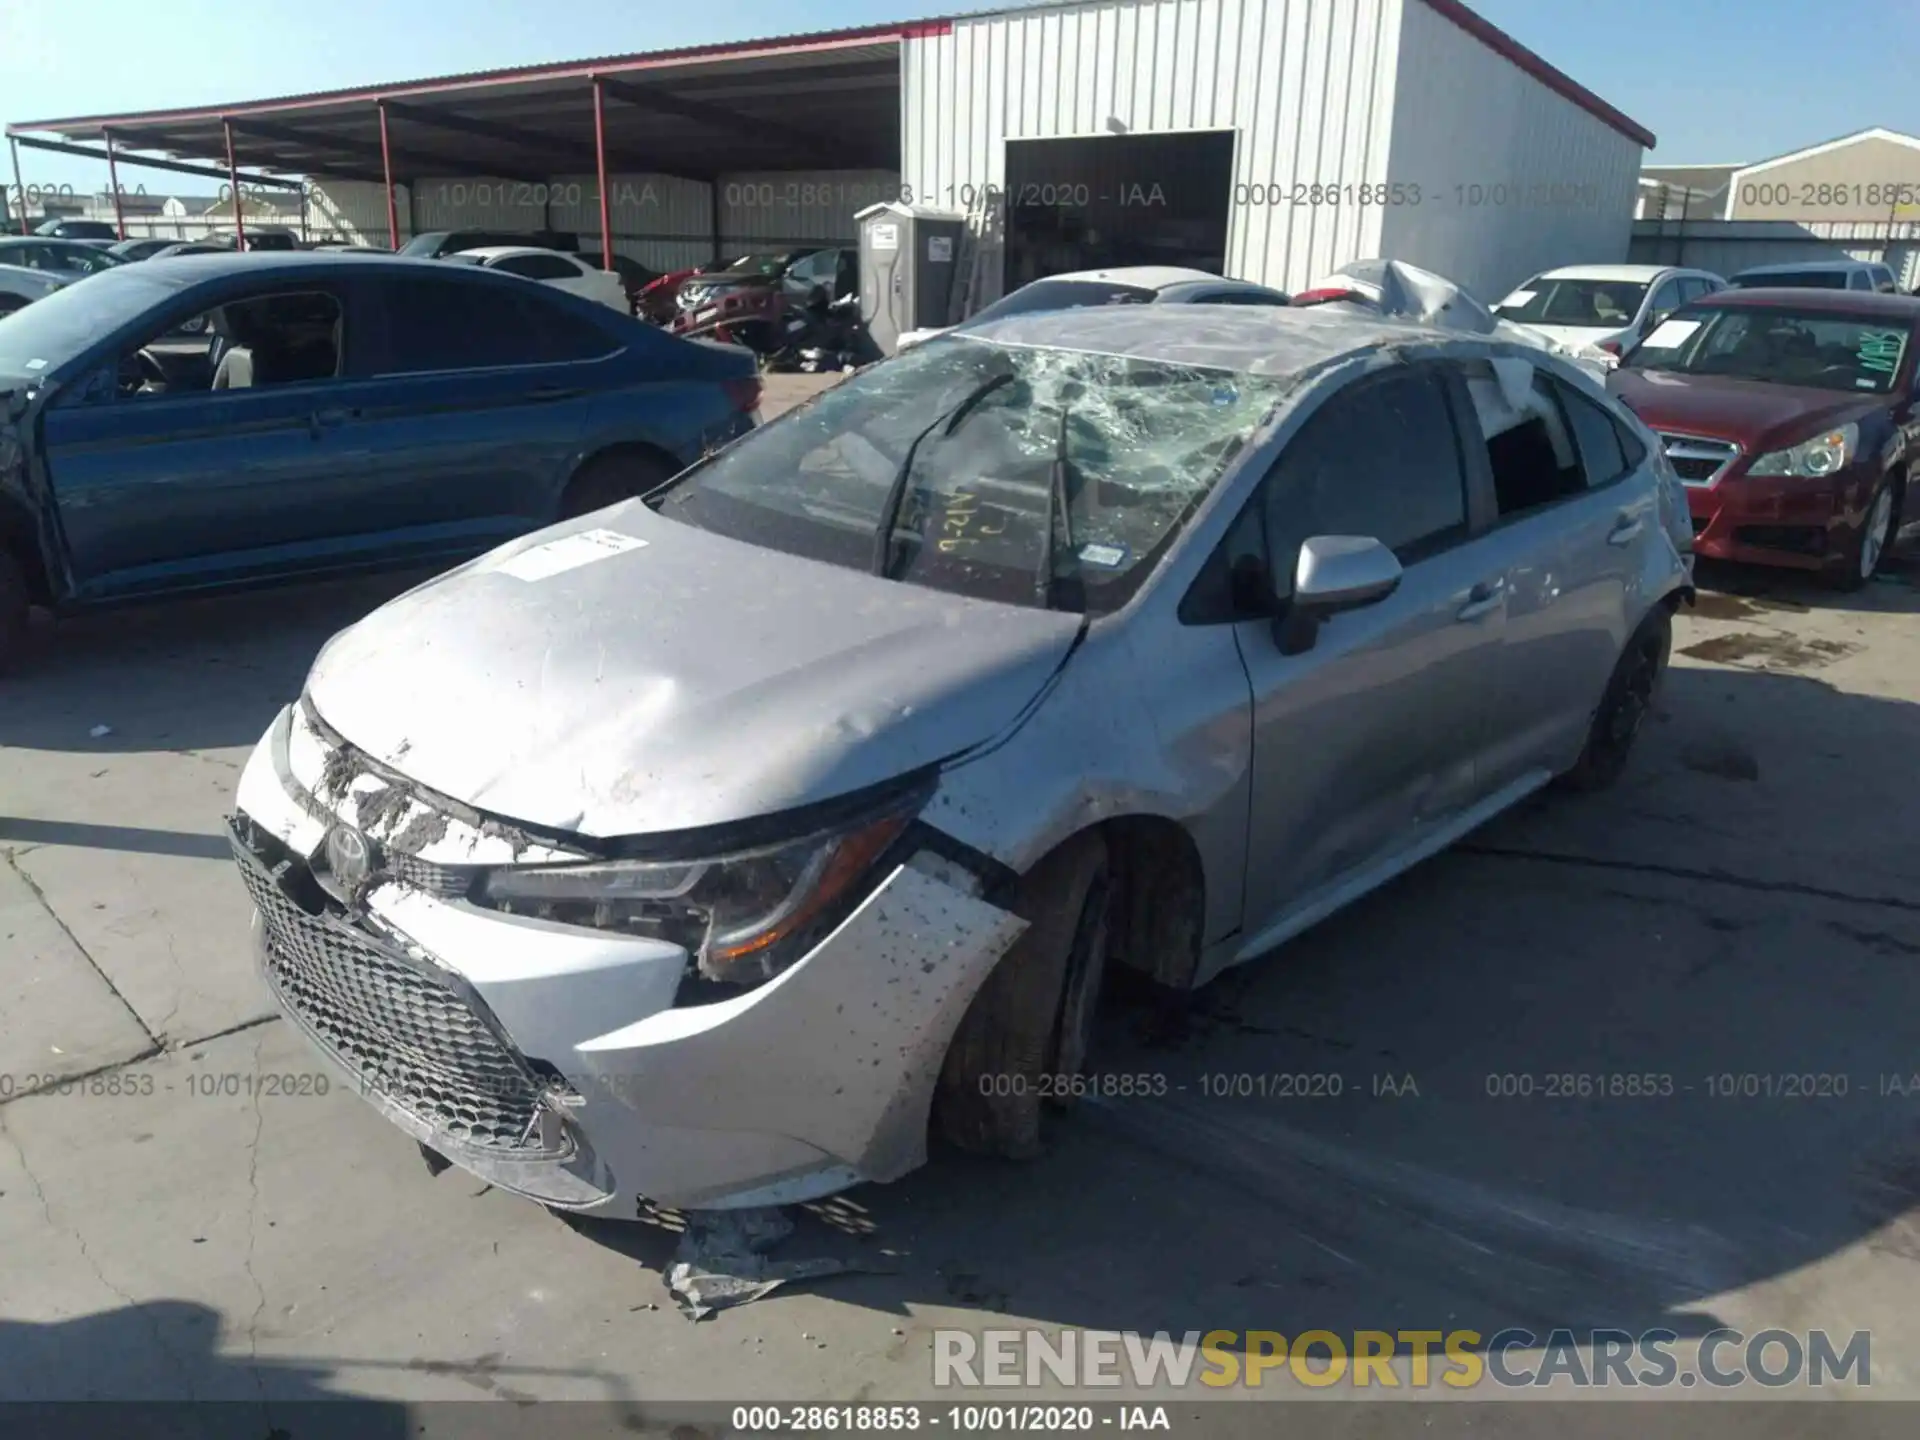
[1492,264,1727,359]
[1727,260,1900,294]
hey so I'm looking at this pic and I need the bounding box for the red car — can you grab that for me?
[636,262,727,325]
[1608,288,1919,588]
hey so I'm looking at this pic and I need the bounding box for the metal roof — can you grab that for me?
[5,2,1653,184]
[6,24,930,184]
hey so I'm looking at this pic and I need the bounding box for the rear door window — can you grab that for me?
[1457,364,1585,519]
[517,289,621,363]
[1556,382,1633,487]
[376,277,558,372]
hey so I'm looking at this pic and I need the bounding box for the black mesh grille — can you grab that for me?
[383,853,477,900]
[231,824,559,1155]
[1658,432,1737,486]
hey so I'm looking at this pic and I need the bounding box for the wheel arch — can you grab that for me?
[564,438,687,492]
[993,812,1208,996]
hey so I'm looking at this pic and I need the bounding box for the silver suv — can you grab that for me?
[229,303,1695,1218]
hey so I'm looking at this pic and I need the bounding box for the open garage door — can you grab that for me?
[1001,131,1235,291]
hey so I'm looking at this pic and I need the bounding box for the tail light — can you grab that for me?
[723,376,763,413]
[1292,287,1366,306]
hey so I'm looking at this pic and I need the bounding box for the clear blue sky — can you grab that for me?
[5,0,1916,194]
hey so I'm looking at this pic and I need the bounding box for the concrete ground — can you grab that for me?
[3,378,1918,1424]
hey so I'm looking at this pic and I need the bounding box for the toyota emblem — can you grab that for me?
[324,824,377,890]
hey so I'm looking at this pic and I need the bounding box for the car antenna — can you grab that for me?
[871,370,1014,578]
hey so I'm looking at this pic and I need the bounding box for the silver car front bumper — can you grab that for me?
[231,704,1025,1216]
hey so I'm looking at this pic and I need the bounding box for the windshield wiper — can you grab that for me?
[871,370,1013,576]
[1036,404,1076,605]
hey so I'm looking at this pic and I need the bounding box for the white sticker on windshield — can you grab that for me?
[1644,318,1702,348]
[496,528,647,582]
[1500,290,1536,307]
[24,358,47,371]
[1078,542,1130,569]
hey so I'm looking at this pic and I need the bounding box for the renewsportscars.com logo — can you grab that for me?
[932,1328,1871,1390]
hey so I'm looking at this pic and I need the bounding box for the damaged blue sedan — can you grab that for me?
[0,252,761,669]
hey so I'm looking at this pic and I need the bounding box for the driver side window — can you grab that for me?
[114,288,344,401]
[1260,368,1470,597]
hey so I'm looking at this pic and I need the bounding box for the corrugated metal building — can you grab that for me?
[8,0,1650,303]
[904,0,1650,303]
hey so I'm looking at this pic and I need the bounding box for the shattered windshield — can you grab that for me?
[652,337,1284,612]
[1624,307,1911,394]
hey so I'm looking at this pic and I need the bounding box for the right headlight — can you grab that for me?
[1746,423,1857,479]
[474,806,915,990]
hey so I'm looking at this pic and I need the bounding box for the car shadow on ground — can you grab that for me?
[1,569,437,756]
[0,1301,411,1433]
[569,659,1920,1366]
[1688,552,1917,618]
[0,1297,668,1422]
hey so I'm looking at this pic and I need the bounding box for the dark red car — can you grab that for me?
[1608,288,1919,588]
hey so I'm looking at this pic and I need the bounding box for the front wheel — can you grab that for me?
[1559,605,1671,793]
[1830,476,1900,591]
[934,833,1112,1159]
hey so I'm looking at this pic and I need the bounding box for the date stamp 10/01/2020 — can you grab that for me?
[411,177,1606,216]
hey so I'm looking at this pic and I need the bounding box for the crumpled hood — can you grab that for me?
[305,504,1082,840]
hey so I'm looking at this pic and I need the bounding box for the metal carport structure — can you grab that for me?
[5,20,932,262]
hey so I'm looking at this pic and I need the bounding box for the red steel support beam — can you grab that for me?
[103,129,126,240]
[591,75,613,270]
[222,117,247,247]
[6,136,25,232]
[377,100,399,250]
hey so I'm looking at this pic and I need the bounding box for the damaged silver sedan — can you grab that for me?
[230,302,1694,1217]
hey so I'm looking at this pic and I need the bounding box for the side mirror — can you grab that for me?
[1273,536,1403,655]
